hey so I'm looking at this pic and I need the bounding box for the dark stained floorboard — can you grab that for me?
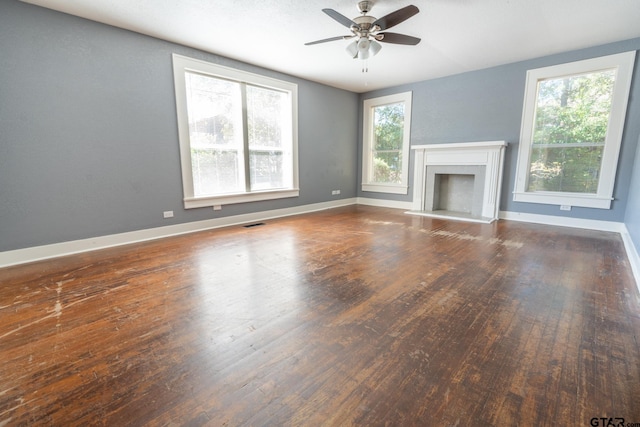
[1,205,639,426]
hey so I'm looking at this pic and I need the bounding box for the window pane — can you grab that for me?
[185,72,243,196]
[247,85,286,149]
[528,145,603,193]
[185,72,242,147]
[373,103,404,151]
[249,150,284,191]
[527,70,615,193]
[247,85,288,190]
[373,151,402,184]
[192,149,241,195]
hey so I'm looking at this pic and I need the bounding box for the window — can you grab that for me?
[362,92,412,194]
[172,54,298,209]
[513,51,635,209]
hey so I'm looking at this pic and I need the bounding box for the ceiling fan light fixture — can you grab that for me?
[346,40,358,58]
[346,37,381,60]
[357,37,371,59]
[369,39,382,56]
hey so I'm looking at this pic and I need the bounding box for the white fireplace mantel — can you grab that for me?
[409,141,507,223]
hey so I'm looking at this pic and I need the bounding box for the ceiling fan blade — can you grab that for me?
[322,8,358,29]
[305,35,354,46]
[378,32,421,45]
[373,5,419,31]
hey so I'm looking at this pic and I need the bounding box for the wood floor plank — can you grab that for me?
[1,205,639,426]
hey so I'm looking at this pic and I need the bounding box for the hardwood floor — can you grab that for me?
[1,205,639,426]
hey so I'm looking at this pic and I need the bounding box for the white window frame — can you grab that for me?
[172,54,299,209]
[362,92,412,194]
[513,51,635,209]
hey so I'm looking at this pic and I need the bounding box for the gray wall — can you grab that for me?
[625,134,640,251]
[2,0,638,254]
[358,39,640,223]
[0,1,358,252]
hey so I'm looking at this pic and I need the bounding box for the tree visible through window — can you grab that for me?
[528,70,614,193]
[373,102,405,184]
[362,92,412,194]
[513,51,635,209]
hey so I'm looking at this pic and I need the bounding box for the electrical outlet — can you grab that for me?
[560,205,571,211]
[163,210,174,218]
[213,205,222,211]
[331,190,341,195]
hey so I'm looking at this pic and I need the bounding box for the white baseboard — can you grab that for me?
[356,197,414,210]
[499,210,624,232]
[0,198,357,268]
[620,225,640,294]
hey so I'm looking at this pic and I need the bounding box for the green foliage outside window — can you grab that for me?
[373,103,404,184]
[527,70,615,193]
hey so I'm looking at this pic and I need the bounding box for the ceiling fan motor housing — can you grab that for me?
[352,15,378,34]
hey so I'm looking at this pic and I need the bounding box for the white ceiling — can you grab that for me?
[21,0,640,93]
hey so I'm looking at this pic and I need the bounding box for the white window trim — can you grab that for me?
[513,51,636,209]
[362,91,412,194]
[172,54,299,209]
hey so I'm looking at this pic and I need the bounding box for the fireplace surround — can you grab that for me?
[407,141,507,223]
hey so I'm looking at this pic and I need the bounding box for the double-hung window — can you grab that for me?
[513,51,635,209]
[172,54,299,209]
[362,92,412,194]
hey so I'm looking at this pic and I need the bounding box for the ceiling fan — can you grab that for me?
[305,1,421,68]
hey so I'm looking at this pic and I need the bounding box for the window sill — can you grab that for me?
[513,191,612,209]
[362,183,408,195]
[184,189,299,209]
